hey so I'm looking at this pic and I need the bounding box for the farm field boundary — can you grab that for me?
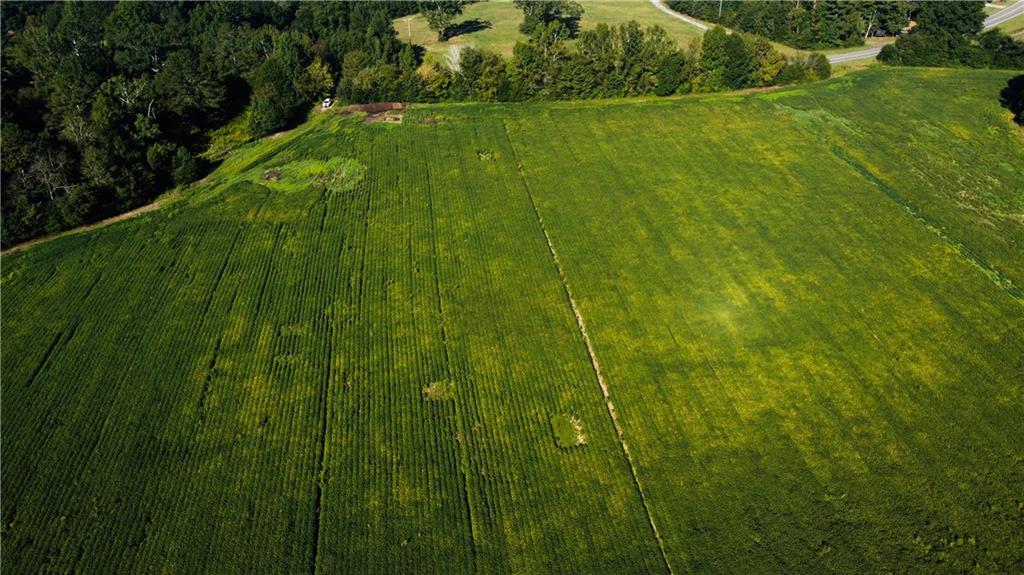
[503,121,676,575]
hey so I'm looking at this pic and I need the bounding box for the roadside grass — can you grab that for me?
[995,12,1024,37]
[3,68,1022,574]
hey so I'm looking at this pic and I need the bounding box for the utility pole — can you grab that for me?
[719,0,723,19]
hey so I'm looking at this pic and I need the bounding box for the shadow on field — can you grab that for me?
[446,18,492,39]
[1000,75,1024,126]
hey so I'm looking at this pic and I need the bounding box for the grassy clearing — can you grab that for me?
[3,68,1023,573]
[395,0,706,58]
[395,0,888,63]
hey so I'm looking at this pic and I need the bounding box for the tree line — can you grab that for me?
[1,1,827,248]
[1,1,417,247]
[418,21,829,102]
[667,0,917,49]
[878,2,1024,68]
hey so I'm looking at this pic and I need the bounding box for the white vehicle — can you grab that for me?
[322,97,333,110]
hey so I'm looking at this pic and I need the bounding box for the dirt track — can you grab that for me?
[2,194,174,256]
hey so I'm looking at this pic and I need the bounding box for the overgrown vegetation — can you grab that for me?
[3,68,1023,574]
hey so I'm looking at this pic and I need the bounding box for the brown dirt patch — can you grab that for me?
[364,111,404,125]
[345,102,404,114]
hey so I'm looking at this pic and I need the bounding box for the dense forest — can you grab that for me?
[1,1,419,246]
[1,1,830,248]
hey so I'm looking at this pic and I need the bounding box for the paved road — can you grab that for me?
[651,0,1024,64]
[649,0,707,31]
[829,47,884,64]
[829,2,1023,63]
[986,1,1024,27]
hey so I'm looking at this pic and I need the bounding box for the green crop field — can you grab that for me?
[3,68,1023,574]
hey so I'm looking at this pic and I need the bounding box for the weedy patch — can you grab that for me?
[477,149,495,161]
[551,414,586,448]
[423,380,455,401]
[255,157,366,194]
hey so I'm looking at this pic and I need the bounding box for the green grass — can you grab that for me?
[200,113,252,161]
[395,0,888,65]
[3,68,1023,574]
[395,0,706,58]
[995,13,1024,38]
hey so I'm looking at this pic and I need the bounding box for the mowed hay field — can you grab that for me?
[3,68,1023,574]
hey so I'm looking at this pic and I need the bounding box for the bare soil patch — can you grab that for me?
[345,102,404,114]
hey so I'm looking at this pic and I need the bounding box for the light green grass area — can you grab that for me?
[396,0,888,65]
[200,113,251,161]
[395,0,706,58]
[995,13,1024,37]
[3,68,1023,573]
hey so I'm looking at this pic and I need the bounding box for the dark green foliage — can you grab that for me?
[914,0,985,36]
[879,27,1024,69]
[669,1,986,50]
[508,21,572,99]
[979,30,1024,70]
[514,0,584,36]
[1001,75,1024,125]
[451,47,509,101]
[872,0,1015,69]
[655,51,686,96]
[0,1,413,248]
[808,53,831,81]
[668,0,910,49]
[246,96,286,137]
[775,53,832,86]
[696,26,730,92]
[723,32,755,90]
[172,146,199,186]
[418,0,465,40]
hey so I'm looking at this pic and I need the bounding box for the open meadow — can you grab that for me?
[394,0,708,57]
[2,68,1023,573]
